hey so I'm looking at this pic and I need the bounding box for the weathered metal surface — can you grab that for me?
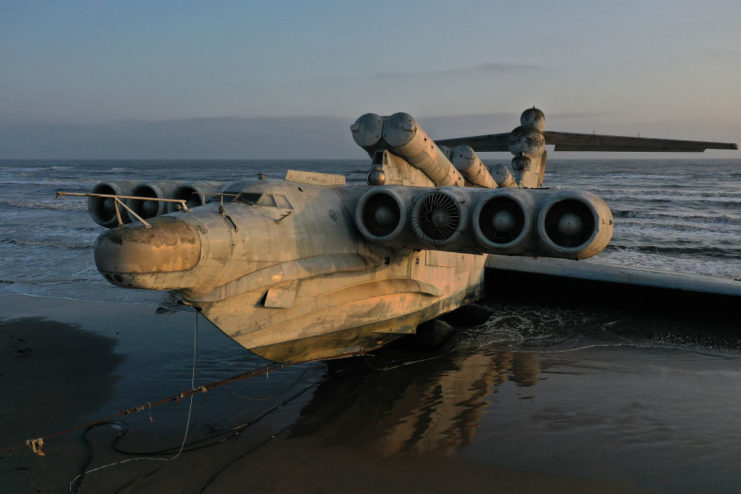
[369,150,435,187]
[285,169,346,186]
[543,131,739,152]
[95,217,200,276]
[450,145,498,189]
[437,130,737,153]
[350,113,387,157]
[383,112,465,187]
[485,255,741,297]
[489,163,517,188]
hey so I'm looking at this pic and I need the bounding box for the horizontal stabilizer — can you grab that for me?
[436,133,510,152]
[543,131,738,152]
[436,132,738,153]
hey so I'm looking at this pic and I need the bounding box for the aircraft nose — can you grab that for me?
[94,217,201,275]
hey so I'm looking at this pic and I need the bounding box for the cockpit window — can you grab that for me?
[219,191,293,209]
[274,194,292,209]
[237,193,265,205]
[256,194,277,207]
[219,192,239,203]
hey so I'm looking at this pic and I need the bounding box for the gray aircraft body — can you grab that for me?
[60,108,737,362]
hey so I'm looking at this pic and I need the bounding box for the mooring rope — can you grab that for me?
[67,310,202,492]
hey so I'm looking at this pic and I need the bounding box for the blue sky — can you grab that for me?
[1,0,740,157]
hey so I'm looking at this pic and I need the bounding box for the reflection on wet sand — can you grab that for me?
[197,347,646,493]
[292,349,541,456]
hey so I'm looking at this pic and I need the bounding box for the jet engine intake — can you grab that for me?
[354,187,408,244]
[88,181,134,228]
[167,182,225,212]
[536,191,613,259]
[127,182,176,219]
[471,189,534,254]
[411,189,468,247]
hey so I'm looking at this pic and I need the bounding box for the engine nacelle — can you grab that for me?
[167,181,225,213]
[354,186,614,260]
[354,187,411,245]
[410,188,470,247]
[88,181,135,228]
[471,188,535,254]
[536,191,613,259]
[127,181,179,219]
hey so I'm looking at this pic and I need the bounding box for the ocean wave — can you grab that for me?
[608,244,741,258]
[0,199,87,211]
[0,277,94,285]
[0,238,93,249]
[597,188,741,199]
[613,211,739,222]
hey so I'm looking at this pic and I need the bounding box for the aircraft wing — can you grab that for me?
[436,133,510,152]
[436,131,737,152]
[486,255,741,297]
[542,131,738,152]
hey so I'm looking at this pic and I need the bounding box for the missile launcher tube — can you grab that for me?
[350,113,386,157]
[382,113,465,187]
[490,164,518,188]
[451,145,498,189]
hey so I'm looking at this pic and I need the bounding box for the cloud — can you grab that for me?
[373,62,543,80]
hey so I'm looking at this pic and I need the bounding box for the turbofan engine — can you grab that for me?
[536,191,613,259]
[410,189,468,247]
[167,181,225,213]
[127,181,177,219]
[353,187,411,245]
[88,181,135,228]
[471,189,535,254]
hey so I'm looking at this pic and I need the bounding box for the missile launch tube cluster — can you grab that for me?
[352,112,502,188]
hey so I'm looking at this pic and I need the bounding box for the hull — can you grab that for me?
[249,283,482,363]
[196,250,487,362]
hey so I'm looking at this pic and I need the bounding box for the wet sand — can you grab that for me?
[2,293,741,493]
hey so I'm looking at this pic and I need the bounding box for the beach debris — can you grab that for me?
[25,438,45,456]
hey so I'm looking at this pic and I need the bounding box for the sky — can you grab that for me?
[1,0,740,158]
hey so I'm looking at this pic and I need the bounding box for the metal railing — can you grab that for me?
[56,191,191,228]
